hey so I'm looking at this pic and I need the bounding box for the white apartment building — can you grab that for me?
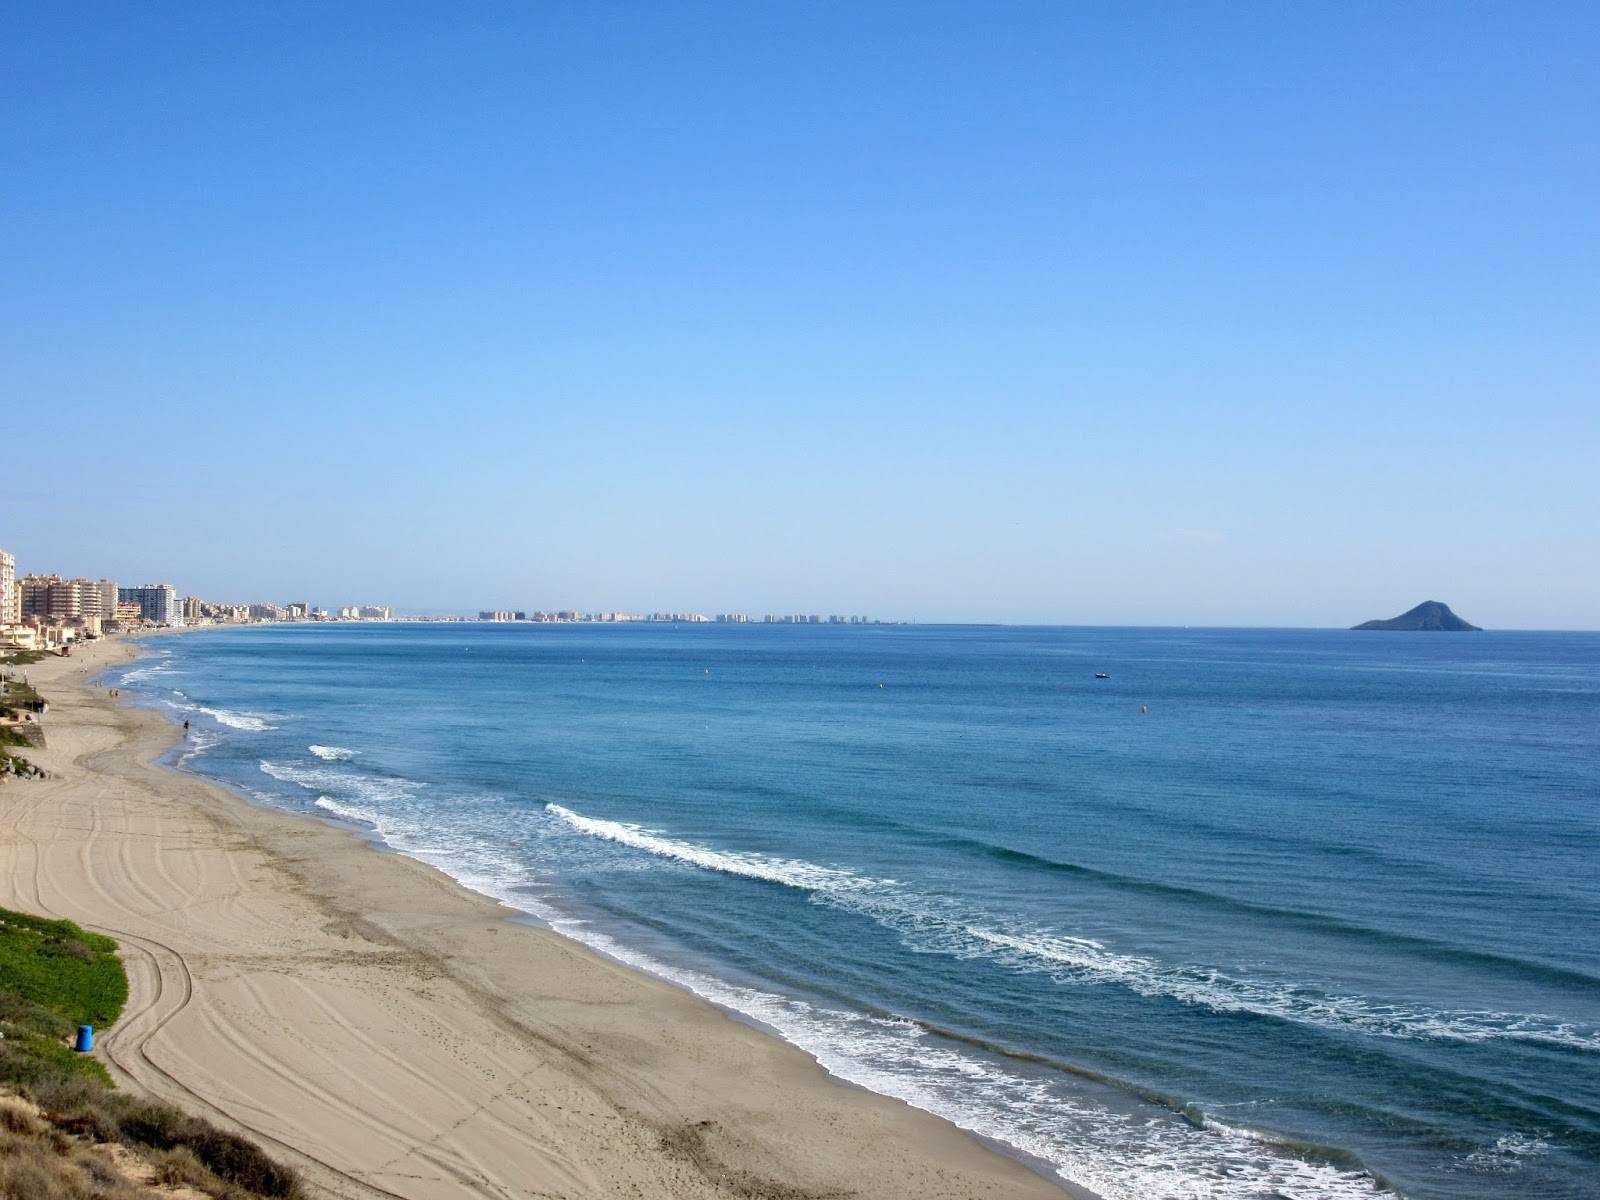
[119,583,180,626]
[0,548,15,624]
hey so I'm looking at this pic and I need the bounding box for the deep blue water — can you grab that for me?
[113,624,1600,1199]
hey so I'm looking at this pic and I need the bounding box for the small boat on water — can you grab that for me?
[1094,672,1110,680]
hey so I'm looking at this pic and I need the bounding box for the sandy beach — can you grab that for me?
[0,636,1076,1200]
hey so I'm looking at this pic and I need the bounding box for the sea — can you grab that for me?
[108,623,1600,1199]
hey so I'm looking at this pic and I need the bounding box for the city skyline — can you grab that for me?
[3,548,906,630]
[2,539,1595,631]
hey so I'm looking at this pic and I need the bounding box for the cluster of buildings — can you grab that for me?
[0,544,397,653]
[475,610,880,625]
[337,605,395,621]
[0,553,182,650]
[179,600,396,625]
[1,542,887,653]
[760,614,876,625]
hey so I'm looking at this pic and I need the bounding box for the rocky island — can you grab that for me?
[1353,601,1482,631]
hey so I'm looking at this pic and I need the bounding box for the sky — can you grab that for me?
[4,3,1597,627]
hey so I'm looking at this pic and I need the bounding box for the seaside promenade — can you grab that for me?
[0,638,1075,1200]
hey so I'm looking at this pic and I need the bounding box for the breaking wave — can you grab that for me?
[291,798,1391,1199]
[545,804,1600,1054]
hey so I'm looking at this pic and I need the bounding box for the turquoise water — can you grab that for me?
[114,624,1600,1198]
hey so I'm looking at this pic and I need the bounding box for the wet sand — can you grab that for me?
[0,636,1079,1200]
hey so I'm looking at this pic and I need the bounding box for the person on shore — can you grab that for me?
[183,719,190,736]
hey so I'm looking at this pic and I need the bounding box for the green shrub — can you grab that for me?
[185,1125,301,1197]
[112,1101,187,1150]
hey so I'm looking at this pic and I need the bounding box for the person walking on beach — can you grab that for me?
[183,719,190,736]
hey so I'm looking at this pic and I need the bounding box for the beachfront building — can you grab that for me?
[119,583,179,626]
[21,575,82,622]
[0,549,15,624]
[91,579,118,619]
[181,597,246,624]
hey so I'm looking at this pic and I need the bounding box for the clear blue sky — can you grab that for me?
[4,3,1596,627]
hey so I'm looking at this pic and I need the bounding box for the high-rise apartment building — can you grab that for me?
[20,575,81,622]
[20,576,123,624]
[91,579,118,619]
[0,548,15,623]
[119,583,179,626]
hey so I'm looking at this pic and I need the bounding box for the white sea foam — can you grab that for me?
[561,932,1392,1200]
[269,794,1385,1198]
[239,766,1577,1194]
[120,660,176,683]
[197,706,275,731]
[946,926,1600,1053]
[176,728,219,767]
[545,803,1600,1054]
[260,761,423,809]
[162,697,276,731]
[309,745,357,761]
[1461,1132,1552,1173]
[545,804,870,892]
[312,795,378,825]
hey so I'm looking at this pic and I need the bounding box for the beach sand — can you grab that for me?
[1,637,1079,1200]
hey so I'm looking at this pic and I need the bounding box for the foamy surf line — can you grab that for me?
[177,728,220,767]
[259,760,425,808]
[546,802,872,891]
[255,789,1392,1198]
[545,804,1600,1054]
[159,697,277,731]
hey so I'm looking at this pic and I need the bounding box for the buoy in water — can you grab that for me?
[1140,705,1148,714]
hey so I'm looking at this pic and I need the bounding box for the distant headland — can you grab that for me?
[1352,601,1482,631]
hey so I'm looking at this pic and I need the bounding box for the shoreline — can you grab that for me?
[2,634,1087,1200]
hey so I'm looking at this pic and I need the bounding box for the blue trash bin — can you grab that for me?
[75,1025,94,1052]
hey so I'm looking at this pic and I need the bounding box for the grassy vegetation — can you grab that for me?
[0,906,302,1199]
[0,650,47,666]
[0,911,127,1031]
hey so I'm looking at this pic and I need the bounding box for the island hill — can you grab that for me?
[1352,601,1482,631]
